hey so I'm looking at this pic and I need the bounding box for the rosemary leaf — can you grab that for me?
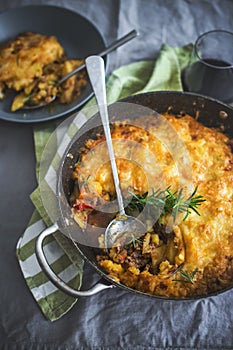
[173,268,199,284]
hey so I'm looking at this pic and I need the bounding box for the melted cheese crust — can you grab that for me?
[71,113,233,297]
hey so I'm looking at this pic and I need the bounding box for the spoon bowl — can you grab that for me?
[85,55,146,249]
[105,214,146,249]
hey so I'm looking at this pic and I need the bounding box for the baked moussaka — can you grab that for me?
[0,32,87,111]
[70,112,233,298]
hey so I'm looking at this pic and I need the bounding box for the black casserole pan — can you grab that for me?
[35,91,233,299]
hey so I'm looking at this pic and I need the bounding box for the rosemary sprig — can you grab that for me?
[165,186,206,221]
[127,188,167,216]
[127,185,205,222]
[172,268,199,284]
[125,235,143,248]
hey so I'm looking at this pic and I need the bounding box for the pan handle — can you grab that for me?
[35,223,114,297]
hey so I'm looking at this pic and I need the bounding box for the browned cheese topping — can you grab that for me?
[70,113,233,298]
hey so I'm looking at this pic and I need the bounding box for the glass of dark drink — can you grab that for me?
[182,29,233,103]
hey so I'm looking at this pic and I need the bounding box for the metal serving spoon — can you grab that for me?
[85,55,146,249]
[24,30,138,110]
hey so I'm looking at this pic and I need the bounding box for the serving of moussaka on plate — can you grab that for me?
[69,112,233,298]
[0,32,87,111]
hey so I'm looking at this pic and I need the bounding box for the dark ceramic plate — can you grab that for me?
[0,5,106,123]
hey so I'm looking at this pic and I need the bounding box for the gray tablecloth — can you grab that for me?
[1,0,233,349]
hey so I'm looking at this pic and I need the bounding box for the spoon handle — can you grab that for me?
[86,55,125,216]
[59,30,138,85]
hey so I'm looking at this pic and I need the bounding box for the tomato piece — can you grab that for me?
[75,202,94,211]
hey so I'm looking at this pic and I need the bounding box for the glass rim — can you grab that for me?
[194,29,233,70]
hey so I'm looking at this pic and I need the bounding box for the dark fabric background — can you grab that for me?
[1,0,233,349]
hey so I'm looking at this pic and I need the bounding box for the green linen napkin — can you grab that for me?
[16,44,193,321]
